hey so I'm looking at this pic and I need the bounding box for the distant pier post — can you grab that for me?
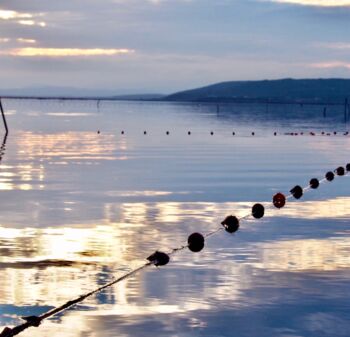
[0,98,8,134]
[344,98,348,123]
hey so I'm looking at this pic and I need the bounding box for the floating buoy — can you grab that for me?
[300,132,304,135]
[21,316,41,327]
[210,131,214,135]
[309,178,319,189]
[144,131,147,135]
[325,171,335,181]
[232,132,235,136]
[146,251,170,266]
[187,233,205,252]
[346,163,350,171]
[335,166,345,176]
[290,185,303,199]
[322,132,325,135]
[334,131,337,135]
[344,131,349,136]
[252,203,265,219]
[188,131,191,135]
[97,130,100,134]
[166,131,169,135]
[274,132,277,136]
[252,132,255,136]
[310,132,315,136]
[273,192,286,208]
[221,215,239,233]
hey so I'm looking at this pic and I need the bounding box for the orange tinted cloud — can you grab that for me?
[1,47,135,57]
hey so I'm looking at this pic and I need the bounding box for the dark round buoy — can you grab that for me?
[97,130,100,134]
[335,166,345,176]
[221,215,239,234]
[252,203,265,219]
[309,178,319,189]
[188,232,205,252]
[144,131,147,135]
[310,132,315,136]
[147,251,170,266]
[322,132,325,135]
[252,132,255,136]
[274,132,277,136]
[325,171,334,181]
[290,185,303,199]
[300,132,304,135]
[232,132,235,136]
[210,131,214,135]
[22,316,41,327]
[334,131,337,135]
[166,131,169,135]
[273,192,286,209]
[346,163,350,171]
[188,131,191,135]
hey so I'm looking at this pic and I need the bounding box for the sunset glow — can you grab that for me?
[311,61,350,69]
[3,47,135,57]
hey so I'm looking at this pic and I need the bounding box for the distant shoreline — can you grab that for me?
[0,95,347,106]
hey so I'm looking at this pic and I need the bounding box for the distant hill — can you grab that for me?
[165,79,350,104]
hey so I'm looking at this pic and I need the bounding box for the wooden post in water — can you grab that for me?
[344,98,348,123]
[0,98,8,134]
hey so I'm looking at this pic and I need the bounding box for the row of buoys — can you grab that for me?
[97,130,350,136]
[2,163,350,337]
[145,163,350,266]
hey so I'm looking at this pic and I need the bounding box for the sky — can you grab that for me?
[0,0,350,94]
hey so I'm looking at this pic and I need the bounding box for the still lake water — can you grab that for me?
[0,99,349,337]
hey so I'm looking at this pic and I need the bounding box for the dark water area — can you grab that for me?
[0,99,349,337]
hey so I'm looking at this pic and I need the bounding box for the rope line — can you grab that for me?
[1,164,349,337]
[113,130,350,137]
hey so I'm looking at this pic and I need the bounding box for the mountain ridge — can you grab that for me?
[164,78,350,104]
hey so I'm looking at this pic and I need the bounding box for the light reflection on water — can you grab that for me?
[0,99,350,337]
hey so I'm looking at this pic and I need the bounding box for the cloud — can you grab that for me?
[310,61,350,69]
[265,0,350,6]
[0,47,135,57]
[0,8,46,26]
[17,38,37,44]
[0,9,32,20]
[317,42,350,49]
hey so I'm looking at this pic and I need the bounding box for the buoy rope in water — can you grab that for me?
[120,131,349,136]
[114,130,350,137]
[1,163,349,337]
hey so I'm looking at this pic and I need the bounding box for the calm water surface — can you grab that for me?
[0,100,349,337]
